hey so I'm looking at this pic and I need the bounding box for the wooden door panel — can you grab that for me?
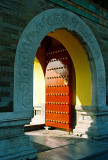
[46,104,69,112]
[45,47,72,132]
[46,95,69,102]
[46,86,69,93]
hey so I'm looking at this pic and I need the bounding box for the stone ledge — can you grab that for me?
[0,124,37,159]
[75,105,108,112]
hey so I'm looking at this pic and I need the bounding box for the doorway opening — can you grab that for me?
[24,28,92,135]
[30,35,76,132]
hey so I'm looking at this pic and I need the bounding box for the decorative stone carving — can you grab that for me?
[14,8,106,113]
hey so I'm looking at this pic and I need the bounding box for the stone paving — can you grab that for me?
[25,129,108,160]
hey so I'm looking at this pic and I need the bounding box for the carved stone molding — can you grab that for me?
[14,8,106,115]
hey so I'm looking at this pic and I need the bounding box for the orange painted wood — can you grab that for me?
[45,47,72,131]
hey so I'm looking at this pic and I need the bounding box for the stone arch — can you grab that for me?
[14,8,106,116]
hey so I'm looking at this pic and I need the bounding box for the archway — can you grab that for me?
[31,35,76,130]
[14,9,106,139]
[31,30,92,130]
[14,9,106,118]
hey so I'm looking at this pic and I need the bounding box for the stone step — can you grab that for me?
[24,124,45,132]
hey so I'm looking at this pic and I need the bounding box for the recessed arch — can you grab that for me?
[48,29,91,106]
[14,8,106,116]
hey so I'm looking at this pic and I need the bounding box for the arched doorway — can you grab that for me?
[31,35,76,132]
[14,8,106,139]
[31,28,93,132]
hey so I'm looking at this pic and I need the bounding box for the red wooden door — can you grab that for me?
[45,47,72,132]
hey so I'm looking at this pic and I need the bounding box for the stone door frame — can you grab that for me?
[14,8,106,120]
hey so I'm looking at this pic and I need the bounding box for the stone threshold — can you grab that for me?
[24,124,45,132]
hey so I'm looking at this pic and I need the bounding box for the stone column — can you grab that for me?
[73,105,108,140]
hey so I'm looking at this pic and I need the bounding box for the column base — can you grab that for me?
[73,105,108,140]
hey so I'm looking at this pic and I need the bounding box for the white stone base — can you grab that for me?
[73,105,108,140]
[30,115,45,125]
